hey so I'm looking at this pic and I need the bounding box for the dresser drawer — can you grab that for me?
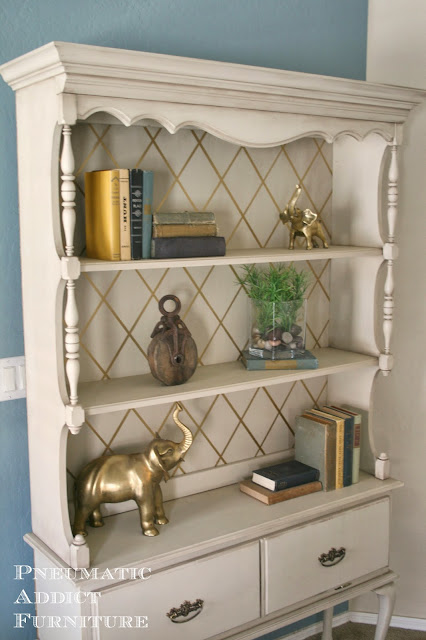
[94,542,260,639]
[264,499,390,614]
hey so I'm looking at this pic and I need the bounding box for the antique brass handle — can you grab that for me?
[166,599,204,623]
[318,547,346,567]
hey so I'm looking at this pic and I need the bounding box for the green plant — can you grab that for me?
[236,264,309,336]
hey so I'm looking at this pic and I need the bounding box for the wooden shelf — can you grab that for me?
[79,246,382,272]
[25,473,402,581]
[78,348,378,416]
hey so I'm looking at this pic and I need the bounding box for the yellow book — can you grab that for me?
[85,169,120,261]
[119,169,131,260]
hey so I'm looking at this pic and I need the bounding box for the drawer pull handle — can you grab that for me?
[318,547,346,567]
[167,599,204,623]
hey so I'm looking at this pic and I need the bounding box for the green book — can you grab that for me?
[295,414,337,491]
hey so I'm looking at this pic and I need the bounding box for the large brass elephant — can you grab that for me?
[280,184,329,250]
[73,402,192,537]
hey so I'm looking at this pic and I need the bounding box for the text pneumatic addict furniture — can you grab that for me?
[1,42,423,640]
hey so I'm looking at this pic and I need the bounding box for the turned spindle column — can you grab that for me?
[61,125,83,433]
[380,139,399,377]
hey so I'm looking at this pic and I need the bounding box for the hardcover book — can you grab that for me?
[142,170,154,259]
[322,406,354,487]
[307,409,344,489]
[152,211,217,238]
[330,405,361,484]
[295,413,338,491]
[119,169,131,260]
[151,236,226,259]
[129,169,143,260]
[239,479,322,505]
[85,169,120,261]
[252,459,320,492]
[241,349,318,370]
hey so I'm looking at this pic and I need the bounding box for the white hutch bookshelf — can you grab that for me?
[1,42,423,640]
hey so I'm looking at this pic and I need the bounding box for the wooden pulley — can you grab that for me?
[148,295,198,386]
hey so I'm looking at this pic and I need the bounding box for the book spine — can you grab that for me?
[299,412,336,491]
[151,236,226,259]
[153,223,218,238]
[119,169,131,260]
[153,211,216,225]
[129,169,143,260]
[242,357,318,370]
[273,469,320,490]
[330,405,361,484]
[343,420,354,486]
[142,171,154,259]
[352,419,361,484]
[240,480,322,504]
[335,421,344,489]
[85,169,120,261]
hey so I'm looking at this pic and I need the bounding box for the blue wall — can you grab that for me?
[0,0,367,637]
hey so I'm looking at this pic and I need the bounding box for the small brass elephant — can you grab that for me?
[73,402,192,538]
[280,184,329,250]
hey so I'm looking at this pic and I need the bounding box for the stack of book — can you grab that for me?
[294,405,362,491]
[85,168,154,261]
[241,349,318,371]
[151,211,226,259]
[240,459,322,505]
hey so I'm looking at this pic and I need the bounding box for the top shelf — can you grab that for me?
[79,245,382,272]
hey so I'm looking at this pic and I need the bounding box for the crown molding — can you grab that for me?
[1,42,424,123]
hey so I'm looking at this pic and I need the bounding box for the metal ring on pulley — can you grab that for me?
[159,294,181,317]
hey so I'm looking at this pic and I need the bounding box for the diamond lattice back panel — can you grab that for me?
[67,122,332,492]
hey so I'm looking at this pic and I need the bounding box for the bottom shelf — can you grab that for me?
[26,473,403,583]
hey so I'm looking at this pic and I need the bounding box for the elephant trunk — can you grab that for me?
[173,402,193,454]
[287,184,302,216]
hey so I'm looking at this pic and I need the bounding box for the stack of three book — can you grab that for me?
[151,211,226,258]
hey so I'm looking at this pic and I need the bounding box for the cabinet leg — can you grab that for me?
[321,607,333,640]
[373,582,396,640]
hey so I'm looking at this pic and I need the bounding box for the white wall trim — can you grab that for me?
[350,612,426,631]
[272,611,426,639]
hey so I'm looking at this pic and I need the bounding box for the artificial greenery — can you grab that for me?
[236,264,309,336]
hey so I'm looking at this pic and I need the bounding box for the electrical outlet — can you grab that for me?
[0,356,26,401]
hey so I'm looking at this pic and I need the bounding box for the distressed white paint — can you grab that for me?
[0,42,422,638]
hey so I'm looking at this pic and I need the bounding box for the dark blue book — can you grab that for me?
[323,406,354,486]
[142,170,154,259]
[129,169,143,260]
[151,236,226,259]
[252,459,320,492]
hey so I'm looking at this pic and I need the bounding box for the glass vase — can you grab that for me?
[249,298,307,360]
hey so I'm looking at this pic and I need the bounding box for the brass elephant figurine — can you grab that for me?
[73,402,192,538]
[280,184,329,250]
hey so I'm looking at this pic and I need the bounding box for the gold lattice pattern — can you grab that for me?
[67,123,332,481]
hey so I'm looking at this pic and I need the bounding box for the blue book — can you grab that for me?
[142,170,154,259]
[252,459,320,492]
[129,169,143,260]
[323,406,354,486]
[242,349,317,370]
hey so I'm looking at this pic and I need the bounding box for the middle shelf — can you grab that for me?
[79,245,382,272]
[78,347,378,415]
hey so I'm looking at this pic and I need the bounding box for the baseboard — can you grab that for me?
[275,612,350,640]
[350,612,426,631]
[276,611,426,639]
